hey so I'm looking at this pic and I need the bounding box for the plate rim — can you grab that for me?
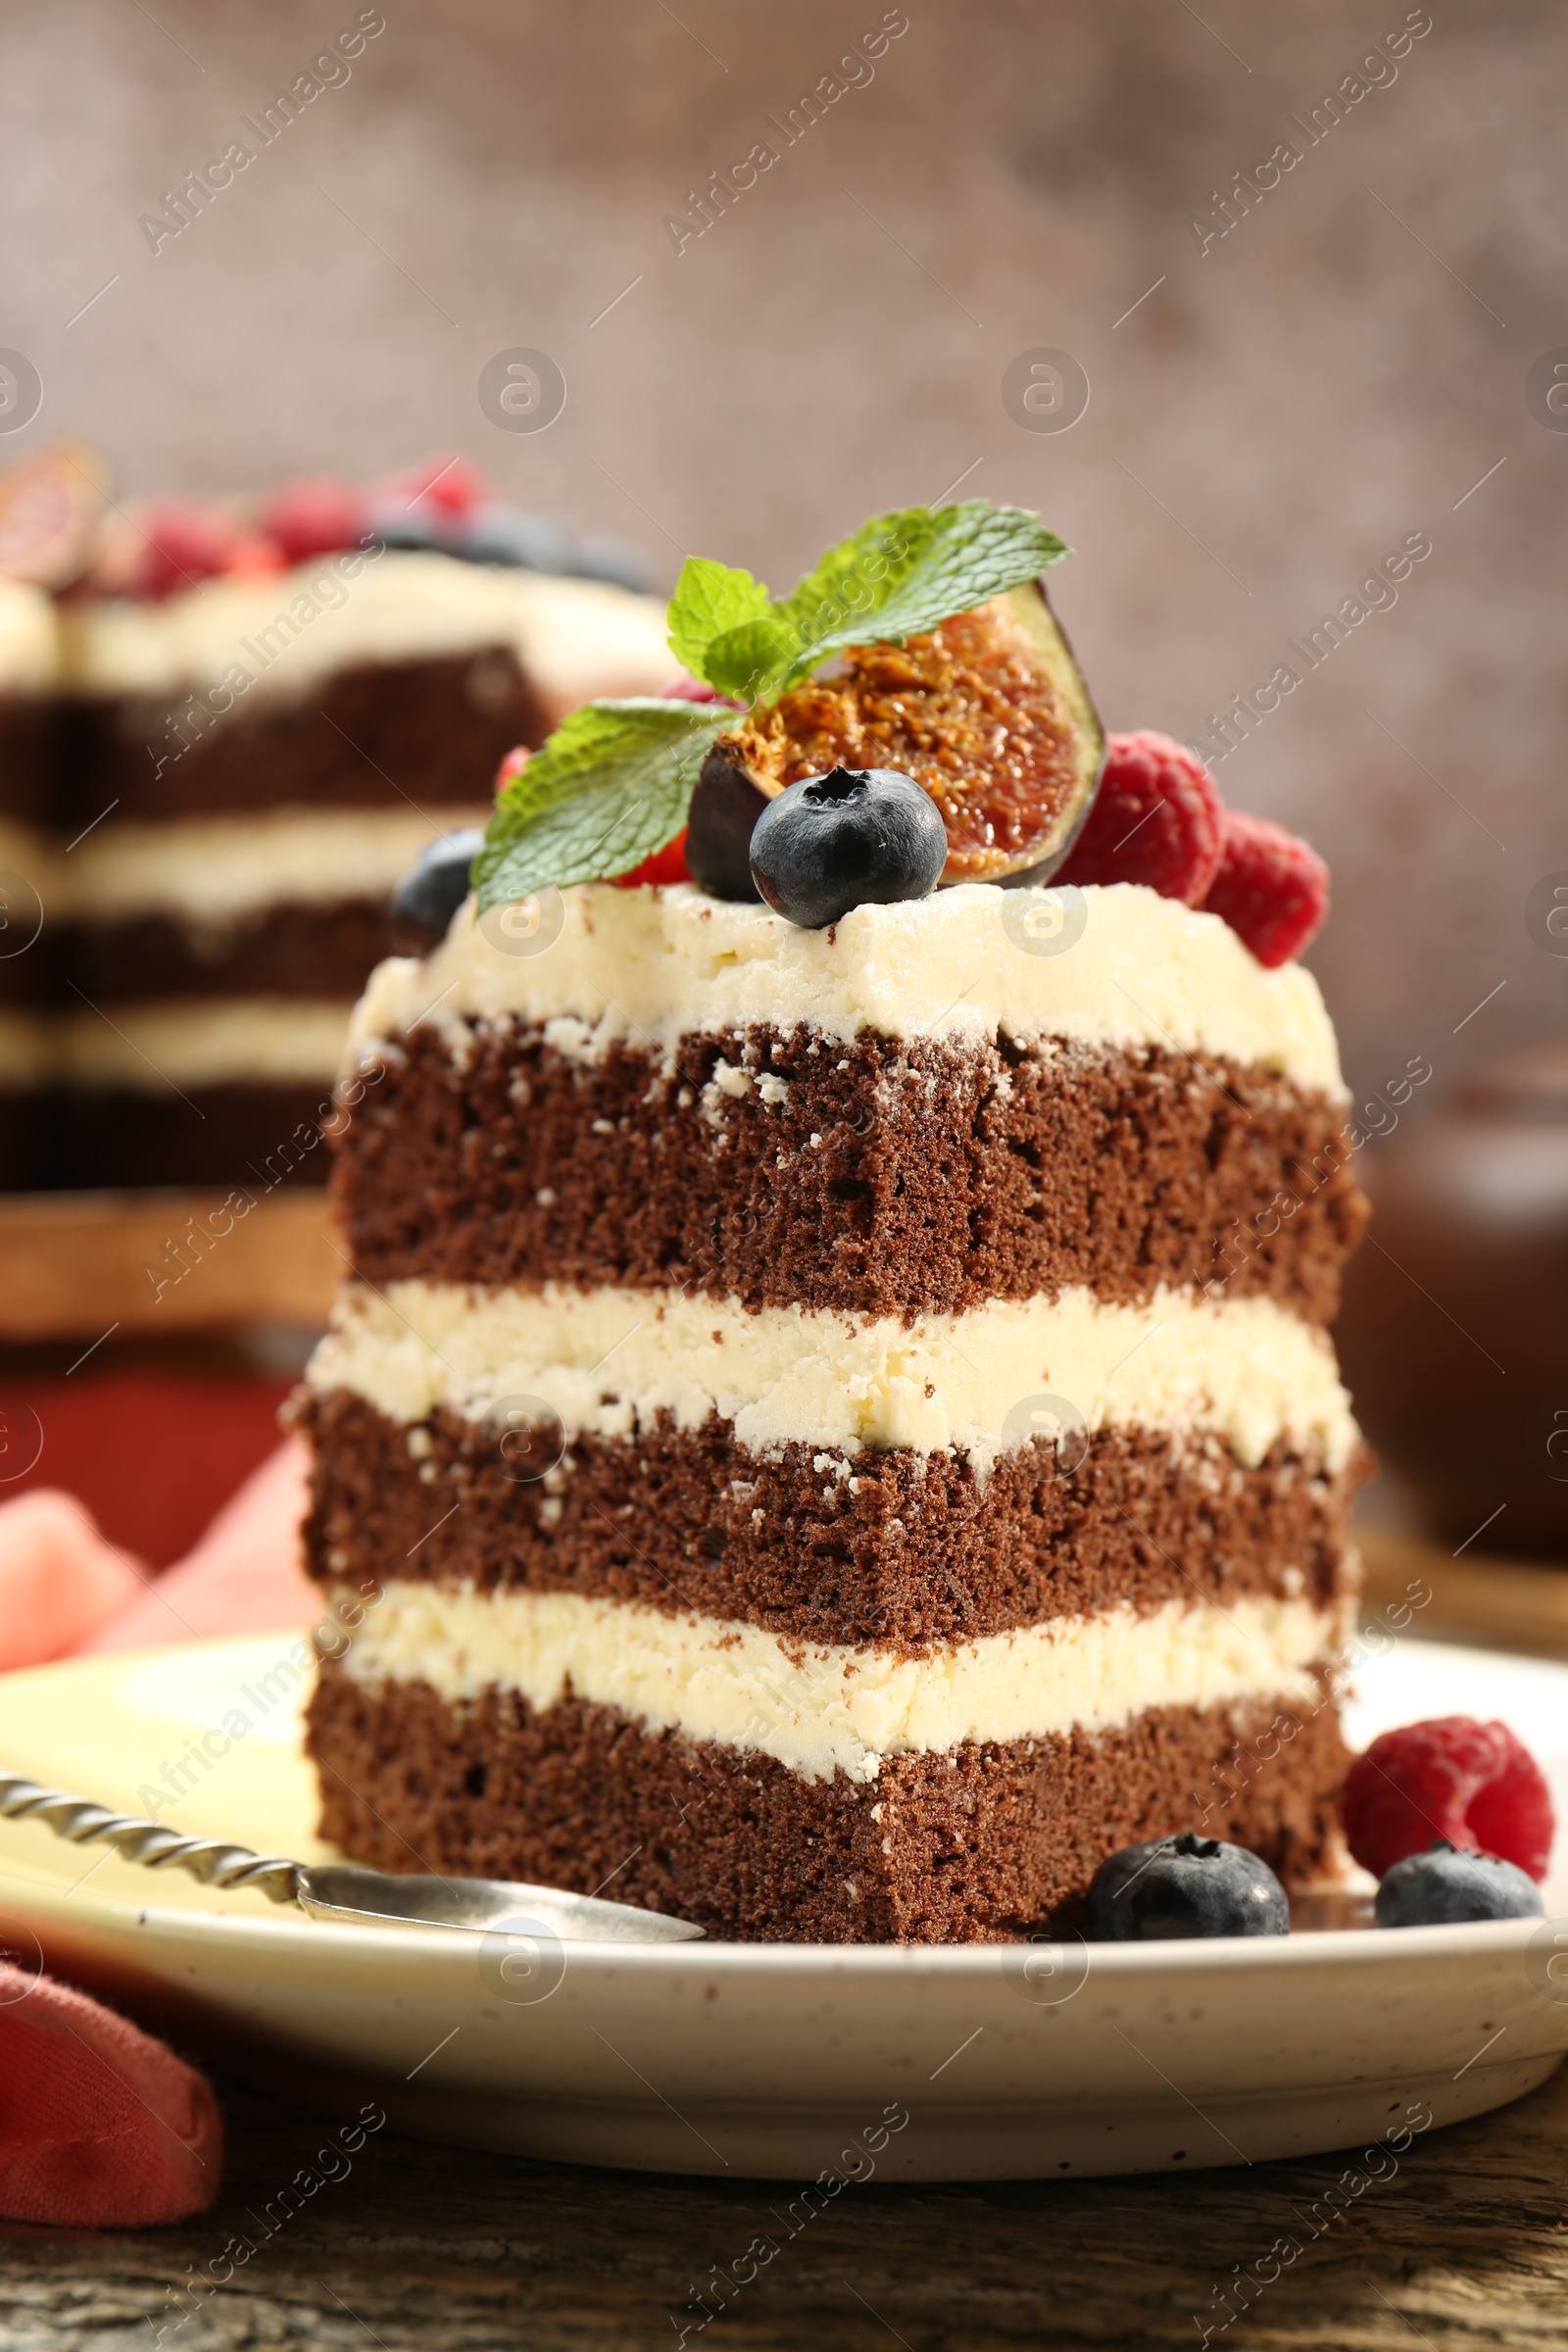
[3,1631,1565,1985]
[1,1855,1559,1982]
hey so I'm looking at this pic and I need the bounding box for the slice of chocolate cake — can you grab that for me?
[298,499,1368,1940]
[299,878,1366,1939]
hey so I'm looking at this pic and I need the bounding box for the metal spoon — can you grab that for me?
[0,1770,703,1942]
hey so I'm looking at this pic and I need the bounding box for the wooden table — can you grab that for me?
[0,1190,337,1342]
[2,2053,1566,2349]
[1361,1528,1568,1664]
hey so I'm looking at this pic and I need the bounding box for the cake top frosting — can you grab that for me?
[350,878,1345,1096]
[60,550,675,713]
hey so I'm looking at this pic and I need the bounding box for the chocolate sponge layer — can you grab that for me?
[298,1388,1362,1653]
[57,647,547,823]
[307,1665,1348,1941]
[51,1078,337,1190]
[0,694,56,824]
[64,899,392,1004]
[331,1026,1367,1323]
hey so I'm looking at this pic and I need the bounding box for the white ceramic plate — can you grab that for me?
[2,1633,1567,2181]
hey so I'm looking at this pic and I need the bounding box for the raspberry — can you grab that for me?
[495,746,530,794]
[1200,809,1329,968]
[378,453,487,520]
[662,675,721,703]
[129,501,236,600]
[264,475,366,564]
[225,532,287,581]
[1054,730,1224,906]
[612,830,691,889]
[1342,1716,1554,1884]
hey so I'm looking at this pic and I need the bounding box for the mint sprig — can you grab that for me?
[473,699,732,908]
[475,499,1073,907]
[671,500,1070,701]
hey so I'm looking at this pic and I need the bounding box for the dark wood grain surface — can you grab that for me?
[4,2051,1567,2350]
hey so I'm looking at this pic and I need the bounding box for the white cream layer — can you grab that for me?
[62,551,677,719]
[56,806,490,925]
[339,1581,1339,1784]
[0,816,53,885]
[308,1279,1359,1476]
[351,882,1345,1096]
[59,999,350,1089]
[0,580,59,690]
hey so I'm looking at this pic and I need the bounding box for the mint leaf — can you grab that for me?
[767,508,924,670]
[472,700,732,906]
[683,500,1071,703]
[769,502,1070,688]
[665,556,771,681]
[699,611,804,702]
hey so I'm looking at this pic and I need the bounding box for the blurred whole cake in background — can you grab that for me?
[1337,1039,1568,1558]
[0,565,61,1187]
[0,443,676,1189]
[298,499,1371,1942]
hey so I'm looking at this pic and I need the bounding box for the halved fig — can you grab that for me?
[696,582,1105,885]
[0,441,109,589]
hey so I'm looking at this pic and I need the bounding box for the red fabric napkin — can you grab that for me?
[0,1961,221,2225]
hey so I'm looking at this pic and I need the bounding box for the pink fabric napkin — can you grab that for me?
[0,1961,221,2225]
[0,1493,145,1671]
[0,1439,317,1673]
[0,1446,316,2227]
[0,1441,317,2228]
[81,1439,317,1655]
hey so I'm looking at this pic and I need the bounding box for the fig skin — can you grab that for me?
[699,581,1104,887]
[686,747,767,901]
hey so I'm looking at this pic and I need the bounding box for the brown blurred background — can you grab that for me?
[6,0,1563,1101]
[4,0,1567,1571]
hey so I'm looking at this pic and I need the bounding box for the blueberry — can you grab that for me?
[564,533,652,593]
[1375,1839,1544,1928]
[748,765,947,929]
[1086,1833,1290,1941]
[460,504,575,573]
[453,507,651,591]
[391,828,484,951]
[364,509,456,556]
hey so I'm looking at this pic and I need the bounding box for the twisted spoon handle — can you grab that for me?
[0,1771,302,1904]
